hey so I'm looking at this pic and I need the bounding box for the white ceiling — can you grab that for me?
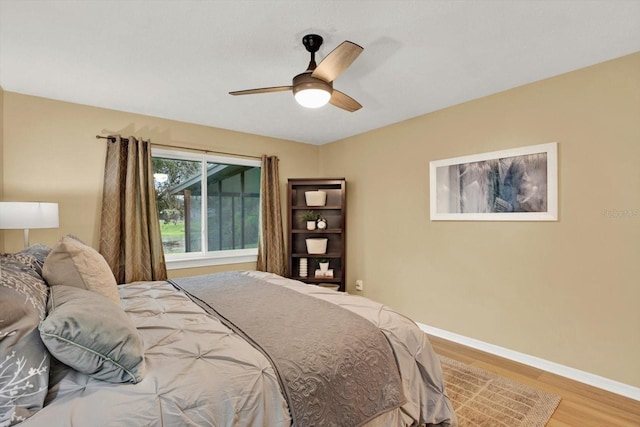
[1,1,639,145]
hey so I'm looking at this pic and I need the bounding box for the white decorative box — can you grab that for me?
[305,238,328,254]
[314,269,334,278]
[304,191,327,206]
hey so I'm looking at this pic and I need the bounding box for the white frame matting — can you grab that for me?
[430,142,558,221]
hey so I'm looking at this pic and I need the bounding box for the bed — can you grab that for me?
[1,238,457,427]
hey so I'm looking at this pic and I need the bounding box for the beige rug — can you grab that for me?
[440,356,561,427]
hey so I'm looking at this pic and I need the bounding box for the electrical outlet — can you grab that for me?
[355,280,364,291]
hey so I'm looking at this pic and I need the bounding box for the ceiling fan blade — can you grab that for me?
[311,41,363,82]
[330,89,362,112]
[229,86,292,96]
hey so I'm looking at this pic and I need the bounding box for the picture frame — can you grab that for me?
[429,142,557,221]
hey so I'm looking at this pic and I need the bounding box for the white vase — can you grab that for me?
[299,258,308,277]
[319,262,329,272]
[306,220,316,230]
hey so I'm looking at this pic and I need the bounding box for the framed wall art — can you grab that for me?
[430,142,557,221]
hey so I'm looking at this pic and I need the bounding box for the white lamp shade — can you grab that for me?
[0,202,59,229]
[294,88,331,109]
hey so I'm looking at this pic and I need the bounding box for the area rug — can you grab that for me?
[439,356,561,427]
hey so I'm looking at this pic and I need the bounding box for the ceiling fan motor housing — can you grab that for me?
[292,72,333,96]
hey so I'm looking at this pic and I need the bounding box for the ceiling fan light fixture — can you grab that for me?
[292,72,333,109]
[295,88,331,108]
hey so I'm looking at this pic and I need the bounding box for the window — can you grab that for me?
[151,148,261,269]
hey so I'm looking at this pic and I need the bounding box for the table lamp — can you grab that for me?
[0,202,59,248]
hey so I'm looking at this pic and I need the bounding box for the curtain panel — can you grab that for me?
[256,155,286,276]
[99,136,167,283]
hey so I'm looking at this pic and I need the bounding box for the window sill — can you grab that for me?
[165,249,258,270]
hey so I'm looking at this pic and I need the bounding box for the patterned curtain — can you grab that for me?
[99,136,167,283]
[256,155,286,276]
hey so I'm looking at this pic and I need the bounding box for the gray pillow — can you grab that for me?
[0,253,50,426]
[39,285,145,384]
[42,235,120,305]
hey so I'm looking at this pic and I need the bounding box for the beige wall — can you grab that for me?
[2,53,638,389]
[320,52,640,387]
[1,93,319,277]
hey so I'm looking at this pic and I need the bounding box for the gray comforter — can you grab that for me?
[171,272,405,427]
[20,271,457,427]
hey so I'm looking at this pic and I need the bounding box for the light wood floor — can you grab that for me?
[427,335,640,427]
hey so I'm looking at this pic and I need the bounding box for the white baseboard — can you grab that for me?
[418,323,640,401]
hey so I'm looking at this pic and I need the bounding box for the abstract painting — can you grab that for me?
[430,142,557,221]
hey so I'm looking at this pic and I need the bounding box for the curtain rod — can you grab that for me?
[95,135,262,160]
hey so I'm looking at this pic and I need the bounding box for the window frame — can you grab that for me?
[151,148,261,270]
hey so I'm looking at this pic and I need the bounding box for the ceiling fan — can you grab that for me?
[229,34,363,112]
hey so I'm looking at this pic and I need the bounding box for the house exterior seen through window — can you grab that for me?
[151,148,261,269]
